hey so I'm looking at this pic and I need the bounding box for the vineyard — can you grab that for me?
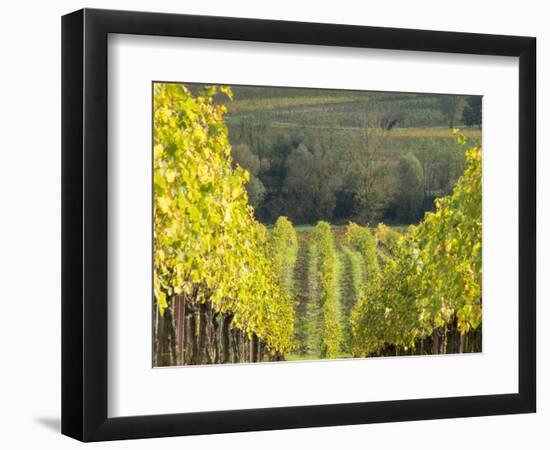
[153,83,482,366]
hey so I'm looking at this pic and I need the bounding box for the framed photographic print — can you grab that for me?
[61,8,536,442]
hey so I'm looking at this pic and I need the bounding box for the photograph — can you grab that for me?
[152,82,482,366]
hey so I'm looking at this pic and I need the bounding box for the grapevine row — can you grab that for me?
[153,84,294,365]
[315,221,343,358]
[350,137,482,356]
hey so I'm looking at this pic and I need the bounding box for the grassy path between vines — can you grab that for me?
[304,244,322,358]
[287,228,366,361]
[339,247,365,349]
[292,242,311,354]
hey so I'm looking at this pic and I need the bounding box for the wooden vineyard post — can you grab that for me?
[174,295,186,365]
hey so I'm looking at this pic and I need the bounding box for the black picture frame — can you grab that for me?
[62,8,536,442]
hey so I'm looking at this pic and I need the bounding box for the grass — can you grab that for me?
[304,243,322,355]
[285,352,322,361]
[338,246,367,349]
[227,95,364,114]
[391,127,481,138]
[292,243,311,353]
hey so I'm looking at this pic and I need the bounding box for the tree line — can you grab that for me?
[230,120,477,226]
[221,87,481,226]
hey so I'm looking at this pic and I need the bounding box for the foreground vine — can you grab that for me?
[153,83,293,365]
[351,135,482,356]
